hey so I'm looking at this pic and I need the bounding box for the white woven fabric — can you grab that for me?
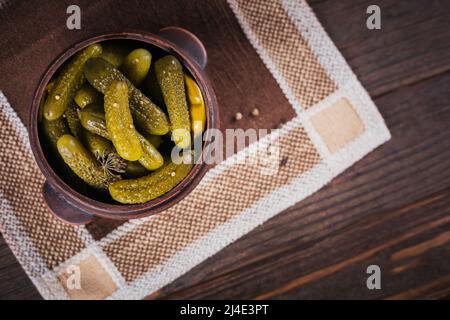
[0,0,390,299]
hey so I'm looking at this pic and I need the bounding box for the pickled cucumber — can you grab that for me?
[155,56,191,148]
[64,101,83,138]
[40,40,200,203]
[124,161,148,178]
[74,83,102,108]
[184,73,206,136]
[121,48,151,86]
[44,44,102,120]
[82,130,126,176]
[78,103,110,139]
[109,157,193,204]
[84,58,169,135]
[83,130,115,158]
[46,80,55,93]
[78,99,163,170]
[144,67,165,107]
[42,117,70,153]
[142,133,163,149]
[104,80,142,161]
[56,134,109,189]
[101,43,129,67]
[39,80,56,122]
[136,133,163,170]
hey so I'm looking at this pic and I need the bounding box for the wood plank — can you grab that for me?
[308,0,450,97]
[0,237,39,299]
[0,0,293,299]
[153,70,450,299]
[149,0,450,299]
[1,0,450,299]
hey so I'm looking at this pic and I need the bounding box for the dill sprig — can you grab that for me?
[96,151,126,184]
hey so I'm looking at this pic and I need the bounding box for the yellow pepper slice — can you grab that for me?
[184,74,206,137]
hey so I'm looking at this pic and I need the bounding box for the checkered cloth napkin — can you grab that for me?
[0,0,390,299]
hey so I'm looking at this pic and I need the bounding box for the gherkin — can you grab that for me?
[136,133,164,171]
[104,80,142,161]
[155,55,191,149]
[121,48,152,86]
[42,117,69,153]
[56,134,109,189]
[84,57,169,135]
[109,158,193,204]
[64,101,83,138]
[78,100,163,171]
[44,44,102,120]
[77,103,110,139]
[74,83,102,108]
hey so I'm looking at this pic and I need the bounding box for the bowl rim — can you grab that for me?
[29,31,218,219]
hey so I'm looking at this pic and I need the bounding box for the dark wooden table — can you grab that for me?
[1,0,449,299]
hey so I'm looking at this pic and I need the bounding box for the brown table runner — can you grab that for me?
[0,0,390,299]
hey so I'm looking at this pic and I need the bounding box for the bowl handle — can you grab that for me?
[43,181,94,225]
[158,27,207,70]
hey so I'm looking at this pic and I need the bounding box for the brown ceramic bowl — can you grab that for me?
[29,28,218,225]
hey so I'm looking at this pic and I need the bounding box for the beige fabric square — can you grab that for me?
[311,98,365,153]
[105,125,321,282]
[0,102,85,270]
[234,0,337,109]
[0,0,390,300]
[58,255,117,300]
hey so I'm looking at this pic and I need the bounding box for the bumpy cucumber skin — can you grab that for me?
[121,48,152,86]
[56,134,107,189]
[124,161,148,178]
[101,43,129,67]
[144,67,165,107]
[104,81,142,161]
[39,80,55,122]
[41,79,69,150]
[74,83,102,108]
[45,80,56,94]
[142,133,163,149]
[64,101,83,138]
[42,117,90,189]
[82,130,127,177]
[78,103,110,139]
[184,74,206,136]
[136,133,164,170]
[42,117,70,153]
[109,160,193,204]
[40,83,83,182]
[83,130,114,158]
[84,58,169,135]
[44,44,102,120]
[155,56,191,148]
[78,100,163,170]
